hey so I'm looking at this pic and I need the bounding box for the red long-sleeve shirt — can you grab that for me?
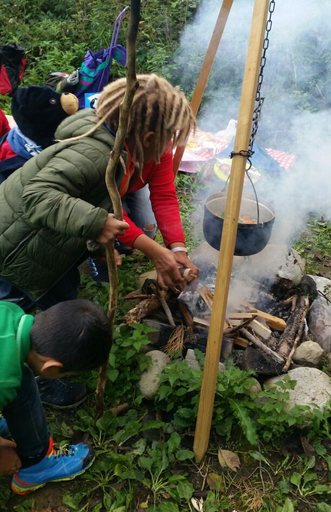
[118,149,185,247]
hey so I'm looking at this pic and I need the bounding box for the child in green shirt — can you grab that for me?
[0,299,111,494]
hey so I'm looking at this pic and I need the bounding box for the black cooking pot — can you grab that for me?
[203,192,275,256]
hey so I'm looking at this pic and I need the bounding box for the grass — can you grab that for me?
[1,175,331,511]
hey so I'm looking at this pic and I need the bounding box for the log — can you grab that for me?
[240,328,284,365]
[277,296,310,359]
[124,290,172,324]
[283,296,310,371]
[242,347,284,376]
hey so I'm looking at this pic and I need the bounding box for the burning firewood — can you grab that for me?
[198,285,214,310]
[241,302,287,331]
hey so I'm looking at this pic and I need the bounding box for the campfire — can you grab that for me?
[123,242,316,379]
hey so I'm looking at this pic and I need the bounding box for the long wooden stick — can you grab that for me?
[95,0,141,418]
[193,0,270,463]
[172,0,234,176]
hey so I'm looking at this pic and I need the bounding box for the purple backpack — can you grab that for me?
[75,7,128,109]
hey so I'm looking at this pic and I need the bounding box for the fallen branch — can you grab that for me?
[95,0,141,418]
[240,328,285,365]
[283,296,310,371]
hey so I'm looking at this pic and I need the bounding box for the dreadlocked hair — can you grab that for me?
[65,74,196,169]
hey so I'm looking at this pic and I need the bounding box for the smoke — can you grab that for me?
[170,0,331,284]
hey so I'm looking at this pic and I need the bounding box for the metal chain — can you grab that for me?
[248,0,276,153]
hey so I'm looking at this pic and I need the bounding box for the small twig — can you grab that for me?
[240,328,285,365]
[124,293,149,300]
[151,283,176,327]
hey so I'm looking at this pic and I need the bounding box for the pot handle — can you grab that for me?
[221,163,260,224]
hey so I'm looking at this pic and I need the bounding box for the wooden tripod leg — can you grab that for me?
[193,0,270,463]
[173,0,234,176]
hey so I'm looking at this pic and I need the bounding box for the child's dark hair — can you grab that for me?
[30,300,111,372]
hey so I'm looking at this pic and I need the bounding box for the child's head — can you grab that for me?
[97,74,196,167]
[28,299,111,378]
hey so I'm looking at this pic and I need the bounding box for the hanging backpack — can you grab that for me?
[0,44,25,96]
[75,6,128,109]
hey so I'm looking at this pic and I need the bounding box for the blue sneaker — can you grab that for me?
[11,439,95,495]
[36,378,87,409]
[0,415,10,437]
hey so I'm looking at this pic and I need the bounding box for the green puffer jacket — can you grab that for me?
[0,109,126,300]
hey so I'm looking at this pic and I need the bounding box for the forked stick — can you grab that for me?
[95,0,141,418]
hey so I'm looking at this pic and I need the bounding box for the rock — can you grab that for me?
[139,350,170,399]
[328,353,331,371]
[218,362,225,374]
[308,296,331,352]
[185,350,225,374]
[185,349,201,370]
[138,269,157,288]
[264,367,331,413]
[293,340,324,367]
[246,377,262,395]
[308,275,331,301]
[277,248,306,285]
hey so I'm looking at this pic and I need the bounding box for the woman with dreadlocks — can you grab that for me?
[0,74,198,408]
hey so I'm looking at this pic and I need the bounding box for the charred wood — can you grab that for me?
[240,328,285,365]
[283,296,310,371]
[277,295,310,359]
[242,347,284,376]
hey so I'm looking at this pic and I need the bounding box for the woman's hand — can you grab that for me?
[96,214,129,244]
[171,250,200,279]
[152,247,185,289]
[0,437,21,475]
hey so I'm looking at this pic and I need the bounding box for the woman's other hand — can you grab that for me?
[96,214,129,244]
